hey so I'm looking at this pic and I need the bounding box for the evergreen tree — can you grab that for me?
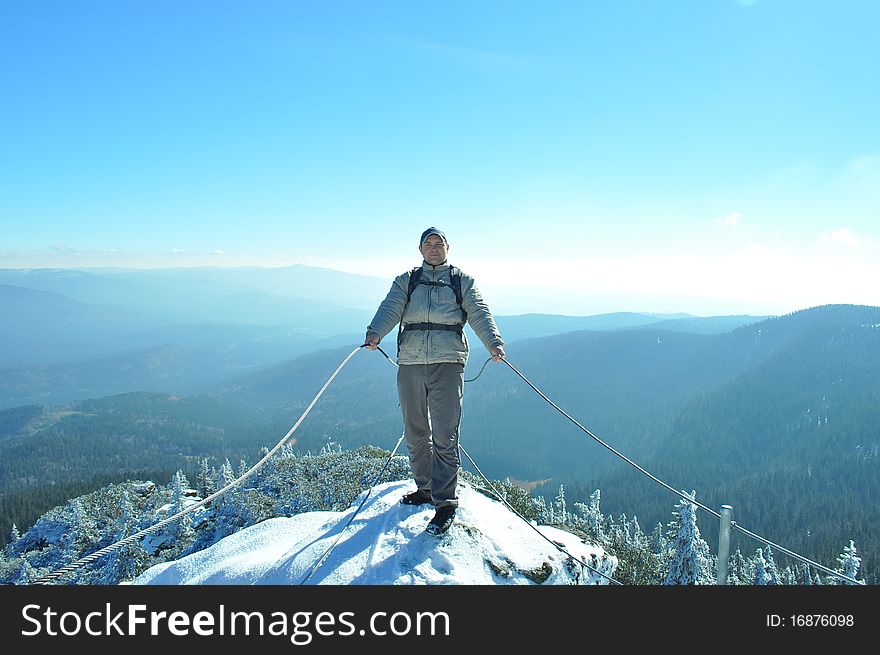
[727,548,749,585]
[6,524,20,555]
[68,498,100,557]
[573,489,603,541]
[649,522,666,555]
[97,490,149,584]
[613,513,629,546]
[197,458,215,501]
[799,564,813,586]
[829,540,862,585]
[763,545,780,585]
[753,548,775,585]
[553,484,567,525]
[215,458,237,507]
[237,458,249,479]
[168,470,195,546]
[629,516,646,548]
[531,495,549,523]
[587,489,602,535]
[663,490,712,585]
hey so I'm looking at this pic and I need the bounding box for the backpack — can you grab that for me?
[406,265,464,309]
[397,266,468,346]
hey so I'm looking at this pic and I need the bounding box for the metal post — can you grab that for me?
[716,505,734,585]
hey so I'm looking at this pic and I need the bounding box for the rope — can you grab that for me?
[465,356,494,383]
[298,432,405,585]
[31,344,367,585]
[374,347,492,383]
[28,340,864,587]
[371,350,614,583]
[500,357,866,585]
[459,444,620,585]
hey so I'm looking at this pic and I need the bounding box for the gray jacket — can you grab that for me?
[366,262,504,365]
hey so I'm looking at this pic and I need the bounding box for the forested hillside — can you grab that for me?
[0,393,270,547]
[1,445,862,586]
[560,305,880,581]
[1,304,876,582]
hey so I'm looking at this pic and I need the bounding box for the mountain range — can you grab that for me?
[0,265,876,582]
[1,265,749,406]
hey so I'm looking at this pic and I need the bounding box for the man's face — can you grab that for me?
[419,235,449,265]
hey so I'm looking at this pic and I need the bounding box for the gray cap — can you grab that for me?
[420,227,448,246]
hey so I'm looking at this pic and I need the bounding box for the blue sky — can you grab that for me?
[2,1,878,316]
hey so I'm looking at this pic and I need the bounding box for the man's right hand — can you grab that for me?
[364,333,381,350]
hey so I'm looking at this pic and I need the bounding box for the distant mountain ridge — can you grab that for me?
[0,265,380,368]
[0,265,389,316]
[0,264,765,405]
[1,297,876,581]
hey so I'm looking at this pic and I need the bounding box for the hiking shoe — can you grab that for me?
[425,505,456,536]
[400,489,433,506]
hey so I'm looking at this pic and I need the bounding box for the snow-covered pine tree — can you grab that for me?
[168,469,196,546]
[799,564,814,585]
[531,495,549,524]
[553,484,567,525]
[213,458,237,509]
[649,522,666,555]
[829,540,862,585]
[96,489,149,584]
[663,490,712,585]
[607,512,636,552]
[573,489,604,542]
[752,548,775,585]
[763,545,780,584]
[726,548,750,585]
[6,524,20,555]
[628,516,646,549]
[257,446,272,476]
[586,489,603,535]
[197,457,215,501]
[68,497,100,558]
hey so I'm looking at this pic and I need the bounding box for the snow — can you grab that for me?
[131,479,614,585]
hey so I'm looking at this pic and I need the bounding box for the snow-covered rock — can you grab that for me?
[132,479,615,585]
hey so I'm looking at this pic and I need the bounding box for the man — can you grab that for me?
[365,227,506,535]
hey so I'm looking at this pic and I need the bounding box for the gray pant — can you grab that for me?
[397,363,464,508]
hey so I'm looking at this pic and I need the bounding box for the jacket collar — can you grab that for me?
[421,260,450,273]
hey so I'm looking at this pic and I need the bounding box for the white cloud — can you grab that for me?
[822,228,861,246]
[466,243,880,316]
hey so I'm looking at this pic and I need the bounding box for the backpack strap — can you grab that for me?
[398,266,467,348]
[406,266,463,307]
[406,266,423,301]
[399,267,424,348]
[449,266,466,322]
